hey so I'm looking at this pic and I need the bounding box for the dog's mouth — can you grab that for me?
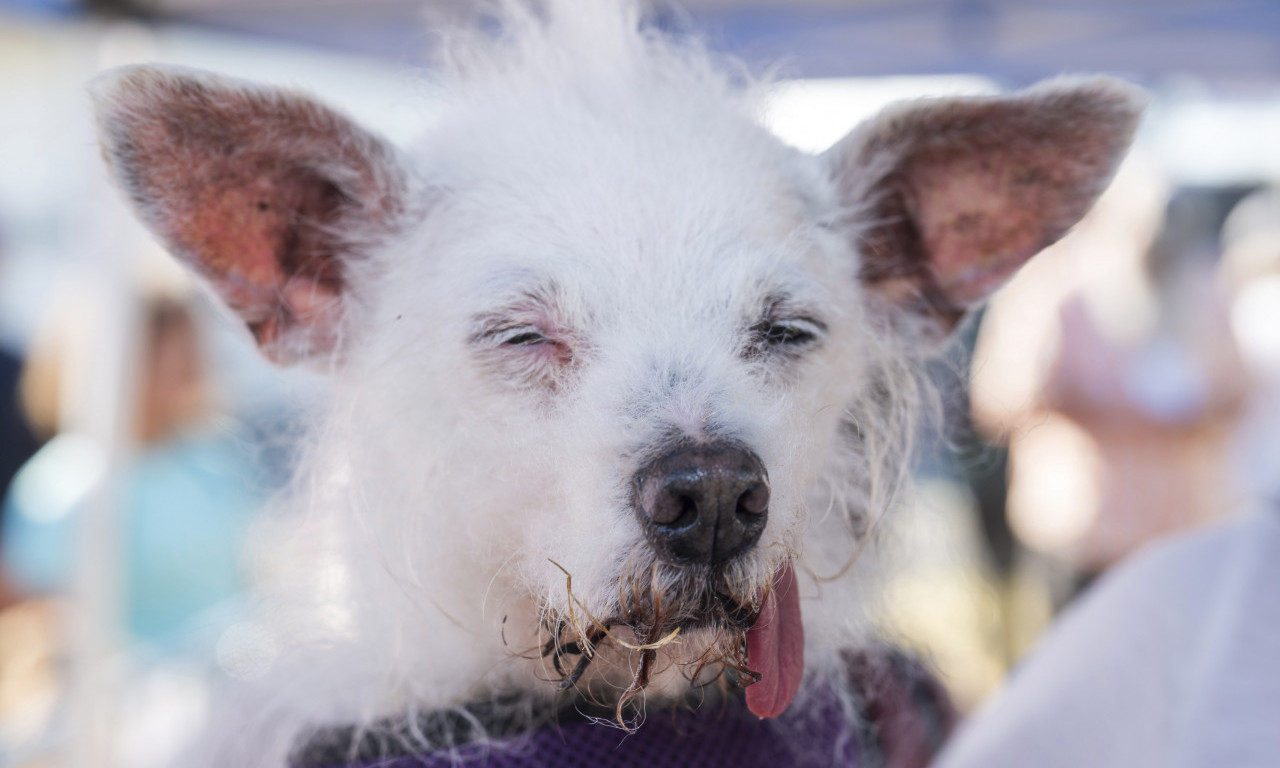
[541,559,804,724]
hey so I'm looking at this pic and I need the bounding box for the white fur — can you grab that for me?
[90,2,1142,765]
[208,11,903,763]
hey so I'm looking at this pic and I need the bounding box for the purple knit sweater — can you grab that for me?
[292,650,953,768]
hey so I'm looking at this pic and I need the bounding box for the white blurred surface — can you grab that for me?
[936,506,1280,768]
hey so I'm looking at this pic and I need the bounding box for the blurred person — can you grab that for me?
[0,347,40,514]
[0,347,42,612]
[1038,191,1248,579]
[0,230,43,609]
[971,173,1248,585]
[2,292,263,654]
[1221,187,1280,505]
[0,242,48,761]
[936,187,1278,768]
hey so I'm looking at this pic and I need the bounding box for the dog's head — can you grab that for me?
[91,5,1141,722]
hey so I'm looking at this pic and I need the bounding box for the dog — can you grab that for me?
[90,2,1142,765]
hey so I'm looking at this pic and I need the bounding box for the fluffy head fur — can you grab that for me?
[91,1,1143,764]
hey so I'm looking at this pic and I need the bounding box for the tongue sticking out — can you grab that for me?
[745,561,804,719]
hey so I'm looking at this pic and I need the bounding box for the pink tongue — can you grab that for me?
[745,561,804,719]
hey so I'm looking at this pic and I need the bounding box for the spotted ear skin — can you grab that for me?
[827,76,1146,338]
[91,64,412,365]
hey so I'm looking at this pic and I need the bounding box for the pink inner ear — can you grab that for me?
[182,175,293,314]
[166,160,348,362]
[95,66,406,365]
[910,155,1064,307]
[842,79,1144,333]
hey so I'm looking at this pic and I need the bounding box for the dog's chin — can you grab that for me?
[614,559,765,636]
[540,558,768,711]
[668,578,761,634]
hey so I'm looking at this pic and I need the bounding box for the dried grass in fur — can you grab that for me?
[540,558,769,730]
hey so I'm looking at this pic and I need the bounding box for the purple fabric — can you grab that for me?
[319,685,860,768]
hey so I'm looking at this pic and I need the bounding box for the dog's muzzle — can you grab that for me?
[633,441,769,565]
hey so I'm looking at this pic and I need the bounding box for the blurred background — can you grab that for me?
[1,1,1279,765]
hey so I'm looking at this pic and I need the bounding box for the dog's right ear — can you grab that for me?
[92,65,411,365]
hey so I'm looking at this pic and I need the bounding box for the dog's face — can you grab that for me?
[367,96,876,711]
[92,15,1141,719]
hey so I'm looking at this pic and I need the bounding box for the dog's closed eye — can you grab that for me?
[499,327,552,347]
[746,315,826,360]
[754,318,822,347]
[473,321,576,388]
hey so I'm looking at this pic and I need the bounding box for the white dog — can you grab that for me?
[91,2,1141,765]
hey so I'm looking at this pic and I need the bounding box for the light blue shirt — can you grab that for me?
[2,429,262,655]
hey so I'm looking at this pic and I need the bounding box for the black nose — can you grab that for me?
[634,442,770,565]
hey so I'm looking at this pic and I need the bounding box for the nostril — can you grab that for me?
[675,494,696,524]
[647,487,699,526]
[669,495,698,527]
[736,482,769,516]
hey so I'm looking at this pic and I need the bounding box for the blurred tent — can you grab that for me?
[2,0,1280,87]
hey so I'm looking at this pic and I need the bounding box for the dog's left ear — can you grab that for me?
[91,65,411,365]
[825,76,1145,339]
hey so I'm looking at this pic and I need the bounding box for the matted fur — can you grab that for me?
[90,1,1143,765]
